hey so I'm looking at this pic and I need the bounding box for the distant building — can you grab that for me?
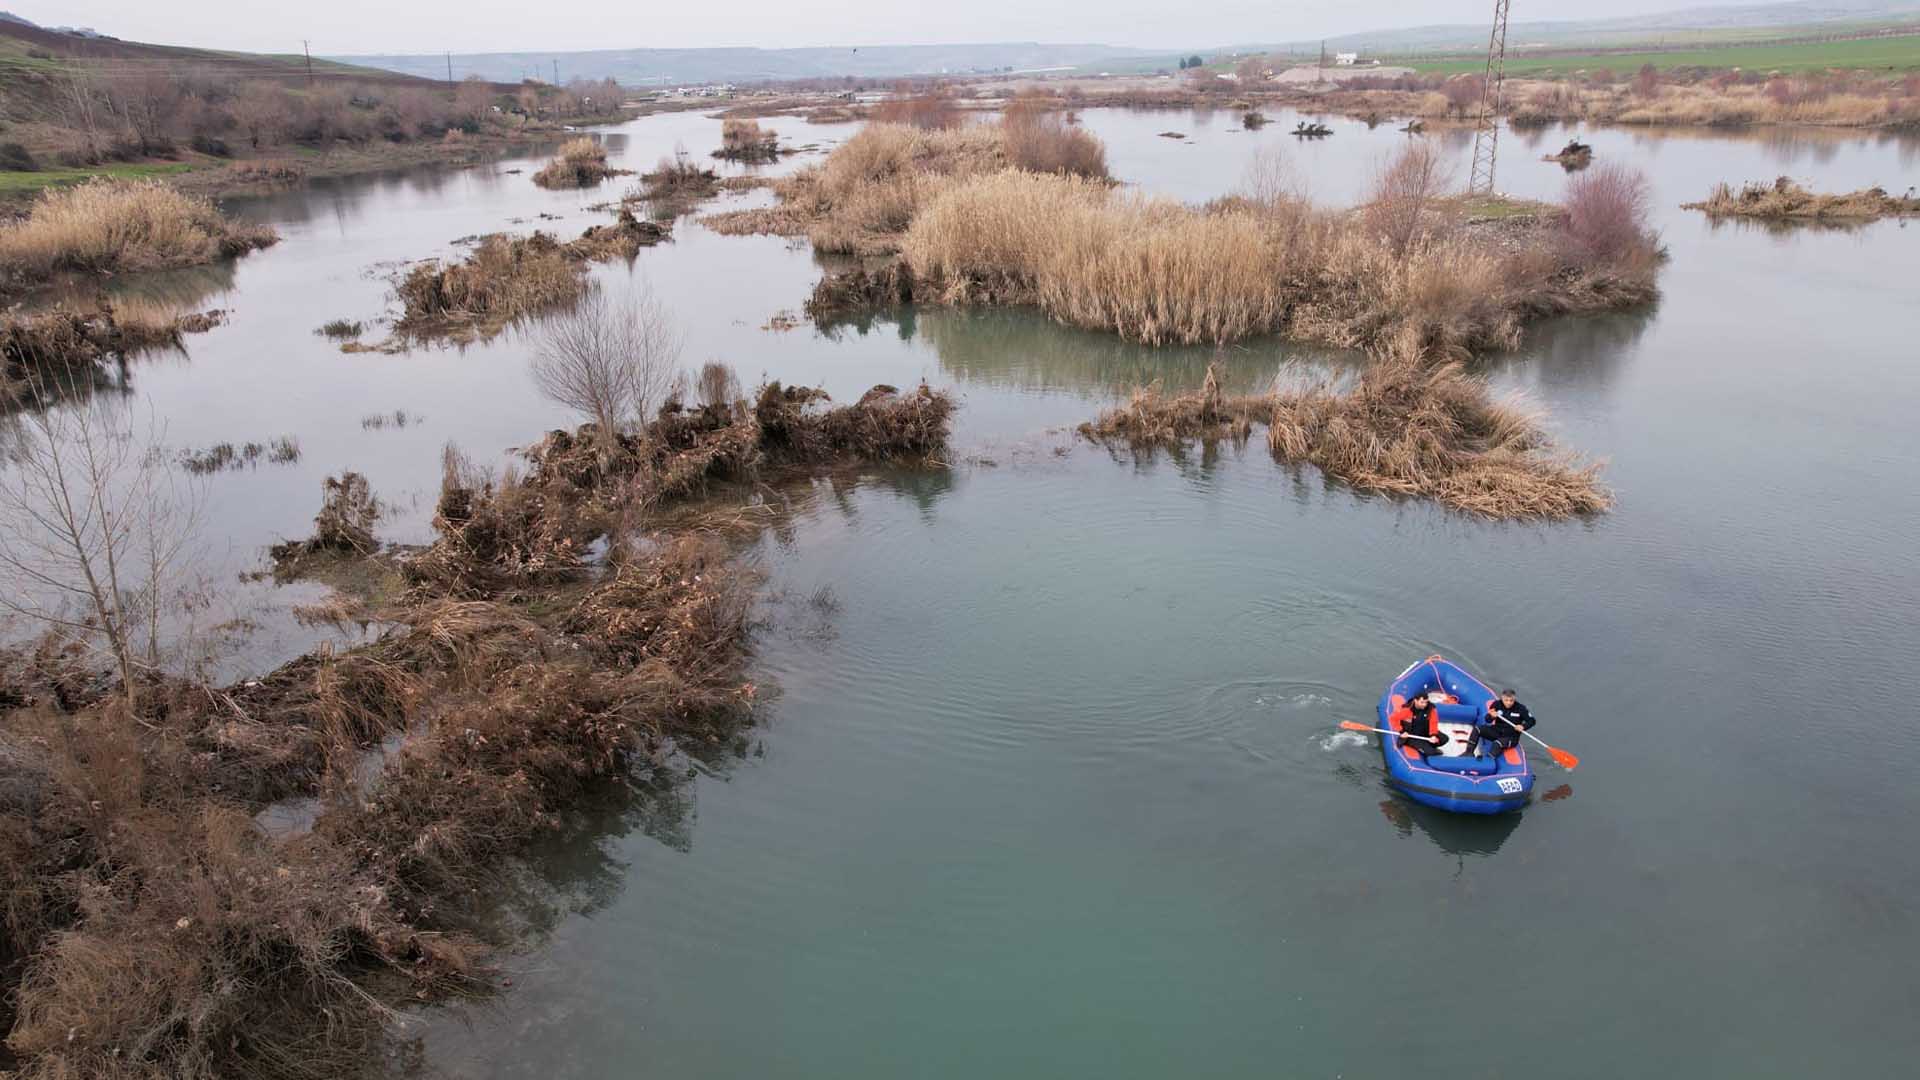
[1334,52,1359,66]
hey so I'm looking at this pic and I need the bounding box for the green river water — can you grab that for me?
[19,105,1920,1078]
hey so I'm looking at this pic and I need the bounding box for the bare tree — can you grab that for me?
[1239,146,1305,209]
[693,362,741,411]
[530,287,681,462]
[454,76,494,128]
[0,381,205,711]
[1366,141,1450,255]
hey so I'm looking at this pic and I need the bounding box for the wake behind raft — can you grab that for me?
[1376,656,1532,814]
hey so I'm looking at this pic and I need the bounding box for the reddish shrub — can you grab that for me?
[1561,163,1654,266]
[871,83,961,129]
[1632,63,1661,98]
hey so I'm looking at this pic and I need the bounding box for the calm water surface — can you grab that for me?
[26,107,1920,1076]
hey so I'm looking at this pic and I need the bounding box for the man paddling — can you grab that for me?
[1469,689,1535,758]
[1390,690,1448,754]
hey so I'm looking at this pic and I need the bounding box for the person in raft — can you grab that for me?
[1393,690,1447,754]
[1468,689,1535,757]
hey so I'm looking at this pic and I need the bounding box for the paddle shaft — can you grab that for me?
[1495,714,1579,769]
[1496,714,1549,749]
[1340,722,1436,743]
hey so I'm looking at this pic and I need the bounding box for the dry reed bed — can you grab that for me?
[713,119,783,163]
[701,119,1106,256]
[392,211,669,341]
[1082,350,1610,520]
[0,371,955,1078]
[2,303,224,407]
[0,179,278,296]
[889,169,1660,351]
[1683,176,1920,220]
[531,137,622,189]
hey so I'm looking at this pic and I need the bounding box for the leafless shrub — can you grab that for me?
[1561,163,1656,266]
[1002,97,1109,180]
[871,84,962,129]
[1366,141,1451,254]
[0,386,205,708]
[531,287,682,462]
[694,361,742,411]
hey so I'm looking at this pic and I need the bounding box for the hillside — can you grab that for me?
[327,42,1159,86]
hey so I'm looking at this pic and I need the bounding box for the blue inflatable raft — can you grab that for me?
[1376,656,1532,814]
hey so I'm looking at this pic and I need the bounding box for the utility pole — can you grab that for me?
[446,52,455,90]
[302,39,313,85]
[552,59,559,85]
[1467,0,1512,198]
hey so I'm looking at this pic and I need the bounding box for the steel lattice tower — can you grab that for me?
[1467,0,1512,197]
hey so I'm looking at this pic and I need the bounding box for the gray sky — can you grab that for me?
[17,1,1740,55]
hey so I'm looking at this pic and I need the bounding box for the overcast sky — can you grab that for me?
[18,1,1737,55]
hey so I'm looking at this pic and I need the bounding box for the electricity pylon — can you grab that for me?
[1467,0,1511,197]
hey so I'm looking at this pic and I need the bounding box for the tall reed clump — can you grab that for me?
[0,179,278,294]
[395,233,584,336]
[700,122,1007,253]
[895,162,1660,351]
[714,119,781,162]
[1002,97,1110,180]
[532,137,614,189]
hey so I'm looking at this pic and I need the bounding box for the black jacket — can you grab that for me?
[1485,700,1535,733]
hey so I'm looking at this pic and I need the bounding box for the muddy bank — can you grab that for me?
[0,373,954,1078]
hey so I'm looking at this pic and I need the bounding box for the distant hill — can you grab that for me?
[1236,0,1920,57]
[0,19,444,86]
[327,42,1160,86]
[325,1,1920,85]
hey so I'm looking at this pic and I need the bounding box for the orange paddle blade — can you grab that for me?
[1339,721,1375,732]
[1546,746,1580,770]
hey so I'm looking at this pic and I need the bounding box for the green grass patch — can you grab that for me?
[1402,35,1920,76]
[0,162,196,199]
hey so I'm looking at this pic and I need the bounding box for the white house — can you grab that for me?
[1334,52,1359,66]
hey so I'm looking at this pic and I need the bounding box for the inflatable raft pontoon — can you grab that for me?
[1377,656,1532,814]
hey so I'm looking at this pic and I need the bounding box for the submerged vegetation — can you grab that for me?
[1683,176,1920,222]
[1083,349,1610,520]
[0,178,276,295]
[0,362,955,1078]
[1,303,224,407]
[391,211,670,342]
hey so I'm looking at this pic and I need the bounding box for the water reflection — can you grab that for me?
[1377,796,1524,856]
[1485,306,1656,398]
[886,306,1363,399]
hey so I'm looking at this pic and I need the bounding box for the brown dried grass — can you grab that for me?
[0,367,954,1076]
[1082,351,1610,520]
[1684,175,1920,220]
[0,179,277,295]
[531,136,615,189]
[898,168,1657,351]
